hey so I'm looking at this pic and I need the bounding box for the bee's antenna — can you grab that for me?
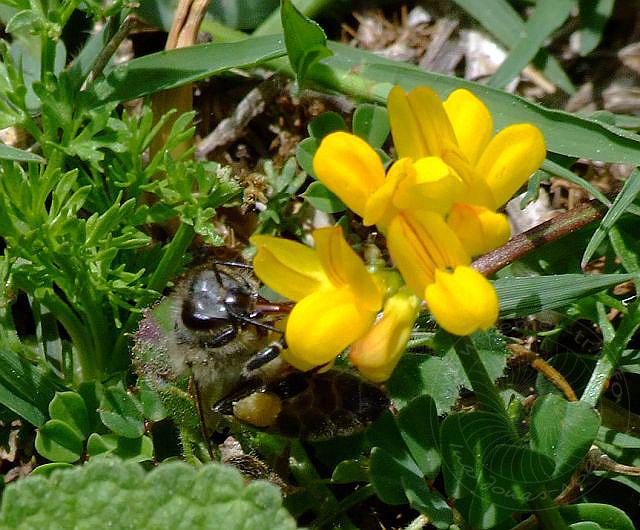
[210,260,225,289]
[213,260,253,269]
[229,311,286,335]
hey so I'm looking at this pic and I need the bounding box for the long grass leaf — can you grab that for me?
[451,0,575,93]
[495,273,633,318]
[581,169,640,268]
[488,0,575,89]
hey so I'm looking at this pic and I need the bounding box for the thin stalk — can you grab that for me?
[86,14,142,85]
[453,334,569,529]
[529,492,571,530]
[40,32,57,82]
[581,300,640,406]
[472,199,608,277]
[453,335,515,433]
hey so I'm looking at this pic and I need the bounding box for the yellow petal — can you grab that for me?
[424,266,498,335]
[406,87,458,158]
[386,211,470,297]
[477,124,546,208]
[313,226,382,312]
[388,86,429,160]
[393,156,464,215]
[443,89,493,165]
[350,290,420,382]
[447,203,511,257]
[313,131,386,216]
[363,158,409,226]
[285,286,377,367]
[251,235,328,301]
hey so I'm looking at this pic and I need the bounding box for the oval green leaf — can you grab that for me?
[48,391,90,439]
[35,419,84,463]
[99,386,145,439]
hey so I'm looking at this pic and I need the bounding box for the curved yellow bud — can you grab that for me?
[350,290,420,382]
[424,266,498,335]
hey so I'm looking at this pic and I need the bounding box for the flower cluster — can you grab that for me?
[251,86,545,381]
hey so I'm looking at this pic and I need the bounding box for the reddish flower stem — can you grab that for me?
[472,199,609,277]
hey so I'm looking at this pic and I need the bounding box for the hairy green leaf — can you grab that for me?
[0,460,297,529]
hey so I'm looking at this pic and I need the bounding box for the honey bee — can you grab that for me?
[133,262,389,443]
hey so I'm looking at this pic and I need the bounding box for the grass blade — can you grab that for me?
[452,0,575,94]
[581,168,640,268]
[0,143,44,163]
[88,34,286,104]
[488,0,575,89]
[494,273,634,318]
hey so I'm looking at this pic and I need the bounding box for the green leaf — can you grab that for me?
[578,0,615,55]
[280,0,332,84]
[440,412,555,529]
[559,503,635,530]
[494,273,634,319]
[451,0,575,93]
[48,391,90,439]
[396,395,441,479]
[389,331,507,414]
[0,346,63,426]
[0,460,297,529]
[318,42,640,166]
[307,111,347,140]
[88,35,287,104]
[582,169,640,268]
[488,0,574,89]
[35,419,84,463]
[352,103,390,148]
[99,386,145,439]
[30,462,74,477]
[88,433,154,462]
[609,221,640,274]
[295,136,318,176]
[530,395,600,487]
[138,383,168,422]
[302,181,345,213]
[331,459,369,484]
[401,474,453,529]
[0,143,44,163]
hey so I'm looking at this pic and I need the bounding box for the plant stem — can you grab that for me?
[453,334,569,529]
[472,199,608,277]
[581,300,640,406]
[453,335,515,434]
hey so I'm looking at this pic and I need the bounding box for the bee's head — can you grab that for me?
[181,267,256,331]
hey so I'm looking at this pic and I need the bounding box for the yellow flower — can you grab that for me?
[251,226,383,369]
[350,289,420,382]
[387,85,546,255]
[311,84,545,337]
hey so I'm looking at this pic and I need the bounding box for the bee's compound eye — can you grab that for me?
[181,273,229,330]
[224,287,253,317]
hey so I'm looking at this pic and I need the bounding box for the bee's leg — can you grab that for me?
[212,376,264,415]
[187,366,215,460]
[244,339,286,372]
